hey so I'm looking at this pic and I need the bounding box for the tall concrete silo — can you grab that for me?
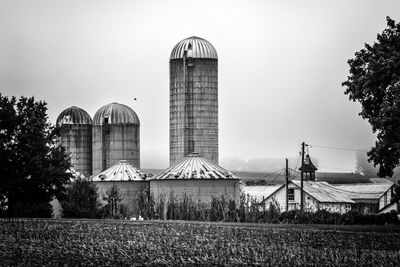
[92,102,140,175]
[56,106,93,177]
[170,36,219,166]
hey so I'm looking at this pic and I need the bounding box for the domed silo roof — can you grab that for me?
[93,102,140,126]
[56,106,92,126]
[152,153,238,180]
[170,36,218,59]
[92,160,147,181]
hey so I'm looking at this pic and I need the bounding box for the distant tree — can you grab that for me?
[137,188,155,220]
[103,184,125,219]
[0,94,71,217]
[343,17,400,177]
[60,178,102,218]
[355,151,379,177]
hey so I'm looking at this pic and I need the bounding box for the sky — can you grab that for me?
[1,0,400,172]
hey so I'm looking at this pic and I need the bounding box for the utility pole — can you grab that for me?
[300,142,305,211]
[285,158,289,212]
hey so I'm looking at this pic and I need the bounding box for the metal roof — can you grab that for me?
[331,183,393,199]
[242,185,285,202]
[291,181,356,204]
[93,102,140,125]
[151,153,238,180]
[91,160,147,181]
[170,36,218,60]
[57,106,92,126]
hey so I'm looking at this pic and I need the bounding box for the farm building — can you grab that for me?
[92,102,140,175]
[332,182,393,213]
[243,179,394,214]
[92,160,148,216]
[150,153,240,208]
[56,106,93,177]
[169,36,219,165]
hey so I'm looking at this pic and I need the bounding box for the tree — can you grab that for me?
[355,151,379,177]
[343,17,400,177]
[103,184,124,219]
[0,94,72,217]
[60,178,102,218]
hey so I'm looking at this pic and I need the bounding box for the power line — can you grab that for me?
[309,144,369,152]
[260,168,285,179]
[268,169,285,184]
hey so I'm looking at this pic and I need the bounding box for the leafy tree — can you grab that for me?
[343,17,400,177]
[102,184,125,218]
[137,188,155,220]
[355,151,379,177]
[60,178,102,218]
[0,94,71,217]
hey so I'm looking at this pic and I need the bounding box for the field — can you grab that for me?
[1,219,400,266]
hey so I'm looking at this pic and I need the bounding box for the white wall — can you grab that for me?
[379,189,392,210]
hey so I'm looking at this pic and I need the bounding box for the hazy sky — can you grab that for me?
[1,0,400,172]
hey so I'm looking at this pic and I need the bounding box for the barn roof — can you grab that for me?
[291,181,356,204]
[151,153,239,180]
[91,160,147,182]
[242,185,285,202]
[331,182,393,199]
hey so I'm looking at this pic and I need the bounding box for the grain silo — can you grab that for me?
[92,102,140,175]
[56,106,93,177]
[92,160,148,217]
[150,153,240,206]
[169,36,219,165]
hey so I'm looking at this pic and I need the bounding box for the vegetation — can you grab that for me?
[60,178,102,219]
[135,191,399,225]
[102,184,127,219]
[0,94,71,217]
[1,219,400,266]
[343,17,400,177]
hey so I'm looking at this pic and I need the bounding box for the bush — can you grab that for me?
[279,209,399,225]
[137,189,399,225]
[60,178,102,219]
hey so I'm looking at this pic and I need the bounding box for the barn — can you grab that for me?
[243,179,394,214]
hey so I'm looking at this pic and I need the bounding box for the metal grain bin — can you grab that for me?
[92,102,140,175]
[56,106,93,177]
[169,36,219,165]
[150,153,240,211]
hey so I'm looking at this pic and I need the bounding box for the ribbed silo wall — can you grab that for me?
[92,124,140,175]
[150,179,240,218]
[59,124,92,177]
[170,58,218,166]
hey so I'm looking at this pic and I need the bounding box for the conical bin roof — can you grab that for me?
[152,153,238,180]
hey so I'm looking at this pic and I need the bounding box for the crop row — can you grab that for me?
[1,219,400,266]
